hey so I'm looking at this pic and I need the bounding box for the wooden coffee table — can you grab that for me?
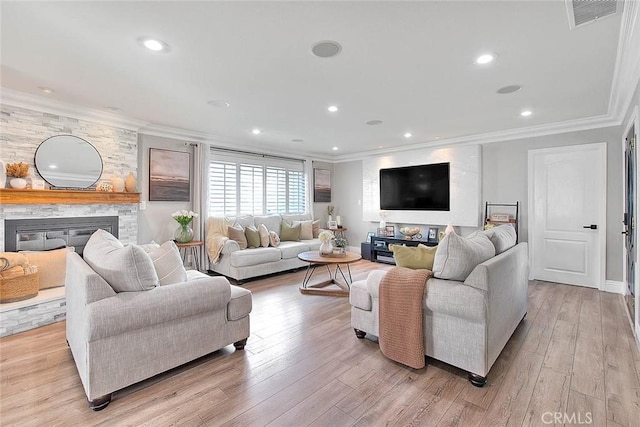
[298,250,362,297]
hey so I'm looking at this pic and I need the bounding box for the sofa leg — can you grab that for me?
[88,393,112,411]
[354,328,366,339]
[468,373,487,387]
[234,338,248,350]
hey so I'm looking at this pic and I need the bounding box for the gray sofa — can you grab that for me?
[350,227,528,386]
[65,251,251,410]
[208,213,322,282]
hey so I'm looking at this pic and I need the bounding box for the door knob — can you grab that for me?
[583,225,598,230]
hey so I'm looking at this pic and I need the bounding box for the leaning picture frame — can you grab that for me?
[377,228,387,237]
[427,227,439,243]
[385,225,395,237]
[327,220,338,230]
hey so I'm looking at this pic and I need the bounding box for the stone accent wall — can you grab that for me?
[0,104,139,336]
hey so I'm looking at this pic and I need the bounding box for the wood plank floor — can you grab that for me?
[1,260,639,426]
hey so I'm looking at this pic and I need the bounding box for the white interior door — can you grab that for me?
[528,143,606,288]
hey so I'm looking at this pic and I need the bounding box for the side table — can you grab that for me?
[174,240,204,271]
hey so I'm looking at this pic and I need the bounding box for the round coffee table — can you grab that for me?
[297,250,362,297]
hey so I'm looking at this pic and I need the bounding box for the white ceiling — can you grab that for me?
[0,1,626,159]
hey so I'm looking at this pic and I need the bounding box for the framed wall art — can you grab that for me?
[314,169,331,202]
[149,148,190,201]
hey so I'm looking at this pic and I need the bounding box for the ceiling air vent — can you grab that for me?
[566,0,618,29]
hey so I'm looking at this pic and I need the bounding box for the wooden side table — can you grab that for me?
[174,240,204,271]
[331,227,348,239]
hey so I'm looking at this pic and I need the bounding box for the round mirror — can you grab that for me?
[35,135,103,188]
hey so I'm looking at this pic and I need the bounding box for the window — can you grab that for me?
[209,149,306,216]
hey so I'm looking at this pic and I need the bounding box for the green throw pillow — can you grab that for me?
[245,226,261,249]
[280,221,301,241]
[390,244,437,270]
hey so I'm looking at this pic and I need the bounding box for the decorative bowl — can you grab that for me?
[399,227,422,240]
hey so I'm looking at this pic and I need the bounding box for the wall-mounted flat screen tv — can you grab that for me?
[380,162,450,211]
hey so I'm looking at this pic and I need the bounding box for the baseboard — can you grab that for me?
[348,245,361,254]
[603,280,626,295]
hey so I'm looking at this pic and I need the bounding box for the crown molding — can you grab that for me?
[608,0,640,122]
[333,113,620,163]
[0,88,149,131]
[139,124,335,162]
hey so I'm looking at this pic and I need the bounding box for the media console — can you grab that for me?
[370,235,437,264]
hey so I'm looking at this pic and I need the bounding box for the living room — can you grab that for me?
[1,1,640,425]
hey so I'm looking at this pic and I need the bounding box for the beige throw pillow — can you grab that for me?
[432,232,495,281]
[146,241,188,286]
[258,224,270,247]
[20,246,75,289]
[228,225,248,249]
[83,229,159,292]
[312,220,321,238]
[294,220,314,240]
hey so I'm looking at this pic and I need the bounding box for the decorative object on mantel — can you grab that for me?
[6,162,29,189]
[111,176,125,192]
[172,210,198,243]
[34,135,103,189]
[125,171,137,193]
[0,159,6,188]
[318,230,334,255]
[30,178,46,190]
[96,181,113,192]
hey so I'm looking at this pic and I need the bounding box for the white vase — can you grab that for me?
[111,176,125,192]
[379,218,386,229]
[9,177,27,189]
[319,241,333,255]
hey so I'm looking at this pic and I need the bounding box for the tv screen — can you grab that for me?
[380,162,450,211]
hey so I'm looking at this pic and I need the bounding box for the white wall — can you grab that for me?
[137,134,194,244]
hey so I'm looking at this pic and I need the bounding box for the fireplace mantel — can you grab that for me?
[0,189,140,204]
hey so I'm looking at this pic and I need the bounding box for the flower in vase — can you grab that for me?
[319,230,334,243]
[171,210,199,226]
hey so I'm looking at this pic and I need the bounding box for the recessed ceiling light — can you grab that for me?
[497,85,522,94]
[311,41,342,58]
[521,110,533,117]
[475,53,495,64]
[332,146,338,151]
[379,145,383,148]
[208,100,230,108]
[252,129,262,135]
[38,86,53,94]
[404,132,412,138]
[138,37,169,52]
[435,136,440,140]
[291,139,304,143]
[328,105,338,112]
[366,120,383,126]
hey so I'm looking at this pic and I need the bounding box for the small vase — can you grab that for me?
[379,218,386,229]
[111,176,125,192]
[319,241,333,255]
[9,177,27,189]
[125,172,137,193]
[174,224,194,243]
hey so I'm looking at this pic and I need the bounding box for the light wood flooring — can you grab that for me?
[1,260,640,426]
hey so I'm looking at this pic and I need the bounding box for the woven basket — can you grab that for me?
[0,272,39,303]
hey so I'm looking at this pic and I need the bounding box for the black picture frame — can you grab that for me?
[149,148,190,201]
[427,227,439,242]
[313,169,331,202]
[385,225,395,237]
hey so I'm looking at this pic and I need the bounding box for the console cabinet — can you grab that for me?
[370,236,437,264]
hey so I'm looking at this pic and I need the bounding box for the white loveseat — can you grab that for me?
[207,213,322,282]
[350,225,528,386]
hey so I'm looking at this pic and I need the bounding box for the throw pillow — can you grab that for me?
[280,221,301,241]
[269,230,281,247]
[312,220,321,238]
[146,241,188,286]
[258,224,270,247]
[20,246,75,290]
[390,244,437,270]
[227,225,248,249]
[482,224,517,254]
[83,229,159,292]
[294,220,314,240]
[432,232,495,281]
[139,241,160,252]
[245,226,261,249]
